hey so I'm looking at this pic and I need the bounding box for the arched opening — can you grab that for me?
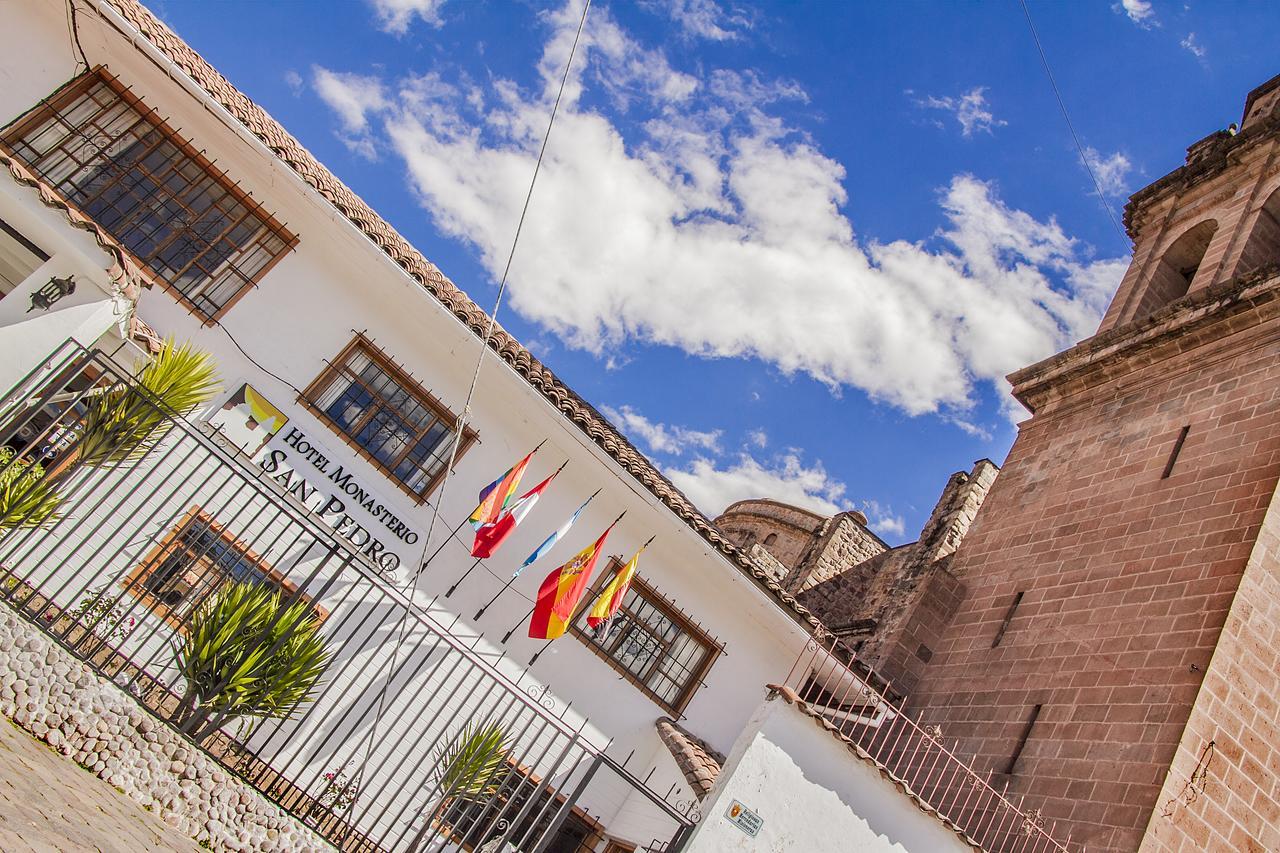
[1135,219,1218,318]
[1234,187,1280,276]
[763,532,778,546]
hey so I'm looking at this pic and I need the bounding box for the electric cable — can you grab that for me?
[1018,0,1131,251]
[348,0,593,818]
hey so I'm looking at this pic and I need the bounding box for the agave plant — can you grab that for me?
[75,338,219,468]
[0,447,61,528]
[432,721,513,802]
[174,580,330,741]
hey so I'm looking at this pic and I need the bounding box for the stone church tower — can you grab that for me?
[903,74,1280,852]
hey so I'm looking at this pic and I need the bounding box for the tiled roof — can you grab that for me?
[655,718,725,801]
[95,0,823,632]
[0,151,152,301]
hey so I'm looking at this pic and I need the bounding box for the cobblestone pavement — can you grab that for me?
[0,718,202,853]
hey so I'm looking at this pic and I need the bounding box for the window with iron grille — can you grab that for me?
[439,762,605,853]
[572,568,720,715]
[125,507,318,629]
[302,335,476,502]
[1,70,295,320]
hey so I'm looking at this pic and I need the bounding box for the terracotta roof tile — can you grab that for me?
[655,718,724,801]
[94,0,824,632]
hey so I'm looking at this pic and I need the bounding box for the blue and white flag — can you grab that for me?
[515,490,598,577]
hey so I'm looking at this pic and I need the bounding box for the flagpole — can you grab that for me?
[500,509,625,644]
[529,533,653,664]
[444,557,483,598]
[418,516,471,572]
[475,485,600,620]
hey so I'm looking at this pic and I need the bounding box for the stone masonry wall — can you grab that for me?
[1138,462,1280,852]
[907,284,1280,853]
[0,603,331,852]
[791,511,888,593]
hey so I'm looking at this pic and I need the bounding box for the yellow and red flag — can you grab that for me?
[468,448,537,531]
[586,539,650,634]
[528,519,619,640]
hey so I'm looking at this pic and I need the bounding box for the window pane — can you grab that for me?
[575,575,716,712]
[1,74,292,318]
[307,341,466,499]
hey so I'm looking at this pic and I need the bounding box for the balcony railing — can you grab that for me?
[783,634,1079,853]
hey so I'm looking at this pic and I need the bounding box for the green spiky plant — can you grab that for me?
[74,338,219,469]
[433,721,513,803]
[413,720,513,850]
[174,581,331,741]
[0,447,61,528]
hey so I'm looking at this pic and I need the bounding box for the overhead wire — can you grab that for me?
[1017,0,1131,252]
[349,0,594,815]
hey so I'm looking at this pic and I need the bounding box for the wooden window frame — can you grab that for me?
[436,756,606,852]
[300,333,478,504]
[570,563,721,716]
[0,68,297,323]
[123,505,324,631]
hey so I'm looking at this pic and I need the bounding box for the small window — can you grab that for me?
[572,567,720,715]
[1,70,295,320]
[125,507,319,629]
[763,532,778,546]
[302,335,476,502]
[0,218,49,298]
[438,758,605,852]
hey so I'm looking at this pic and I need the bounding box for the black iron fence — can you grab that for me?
[0,342,694,853]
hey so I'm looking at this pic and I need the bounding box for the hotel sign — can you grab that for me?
[209,384,421,579]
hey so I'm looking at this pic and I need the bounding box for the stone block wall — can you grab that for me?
[0,603,331,852]
[790,511,888,593]
[1138,458,1280,852]
[906,276,1280,853]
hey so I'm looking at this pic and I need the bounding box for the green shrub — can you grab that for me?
[0,447,61,528]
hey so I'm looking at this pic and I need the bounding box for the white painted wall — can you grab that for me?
[685,695,974,853]
[0,2,835,850]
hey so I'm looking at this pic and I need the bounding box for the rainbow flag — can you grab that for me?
[469,450,535,531]
[471,469,559,559]
[586,541,648,637]
[528,521,617,640]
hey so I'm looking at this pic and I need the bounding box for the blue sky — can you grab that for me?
[155,0,1278,542]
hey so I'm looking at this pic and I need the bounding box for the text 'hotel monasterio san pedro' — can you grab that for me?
[0,2,1279,852]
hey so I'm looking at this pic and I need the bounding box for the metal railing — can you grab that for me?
[0,342,694,852]
[784,634,1079,853]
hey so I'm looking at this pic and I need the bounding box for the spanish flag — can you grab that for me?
[469,448,537,531]
[528,520,618,640]
[586,539,649,635]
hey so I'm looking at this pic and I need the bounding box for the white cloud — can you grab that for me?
[315,2,1123,421]
[369,0,445,34]
[599,405,722,455]
[668,452,846,517]
[646,0,753,42]
[312,67,388,159]
[747,429,768,448]
[284,70,303,98]
[1114,0,1158,28]
[1082,146,1133,198]
[916,87,1007,138]
[861,500,906,538]
[1181,32,1206,60]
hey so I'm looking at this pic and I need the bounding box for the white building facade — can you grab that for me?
[0,3,1071,852]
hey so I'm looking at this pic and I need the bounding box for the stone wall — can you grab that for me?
[1138,454,1280,852]
[789,511,888,593]
[715,500,828,571]
[0,603,331,852]
[907,272,1280,853]
[796,461,996,694]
